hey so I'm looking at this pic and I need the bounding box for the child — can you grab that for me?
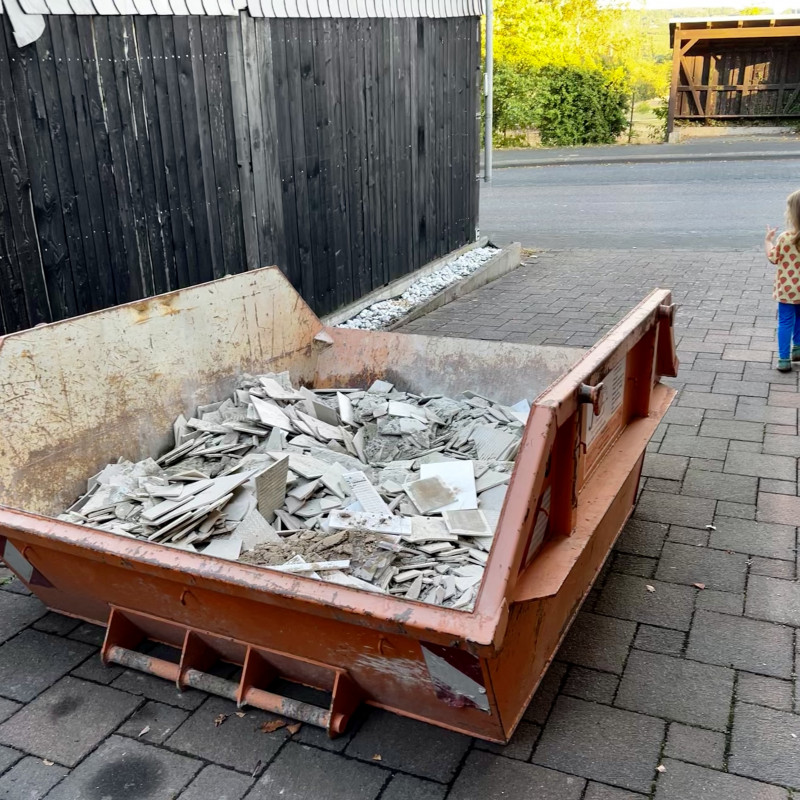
[766,189,800,372]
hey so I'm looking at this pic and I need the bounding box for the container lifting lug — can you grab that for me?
[578,381,604,418]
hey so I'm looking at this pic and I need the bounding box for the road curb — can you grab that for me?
[485,150,800,170]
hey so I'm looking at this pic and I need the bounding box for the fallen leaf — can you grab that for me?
[214,713,228,728]
[656,764,666,773]
[261,720,287,733]
[42,760,54,766]
[693,583,706,590]
[138,725,151,738]
[235,712,246,718]
[646,585,656,593]
[372,754,382,761]
[286,723,302,735]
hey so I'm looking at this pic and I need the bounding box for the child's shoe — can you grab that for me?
[777,357,793,373]
[792,346,800,362]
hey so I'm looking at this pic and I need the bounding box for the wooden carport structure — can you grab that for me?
[667,15,800,133]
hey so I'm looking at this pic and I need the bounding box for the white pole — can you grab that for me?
[484,0,493,183]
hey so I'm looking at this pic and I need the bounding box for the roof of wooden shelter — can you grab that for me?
[669,14,800,48]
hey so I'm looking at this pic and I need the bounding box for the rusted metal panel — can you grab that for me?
[0,268,677,741]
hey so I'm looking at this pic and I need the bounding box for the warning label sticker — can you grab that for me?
[583,359,626,449]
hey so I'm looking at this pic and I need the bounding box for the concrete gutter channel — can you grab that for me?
[322,241,524,331]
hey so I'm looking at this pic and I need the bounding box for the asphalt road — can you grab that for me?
[478,158,800,250]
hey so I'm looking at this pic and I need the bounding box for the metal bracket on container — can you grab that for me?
[658,303,677,322]
[578,381,605,418]
[101,607,362,737]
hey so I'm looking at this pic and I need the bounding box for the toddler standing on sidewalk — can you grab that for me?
[765,189,800,372]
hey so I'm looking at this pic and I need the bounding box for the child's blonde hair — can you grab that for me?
[787,189,800,247]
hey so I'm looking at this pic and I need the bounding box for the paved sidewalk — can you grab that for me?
[484,135,800,169]
[1,247,799,799]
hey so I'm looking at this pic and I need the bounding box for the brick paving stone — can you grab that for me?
[614,520,667,558]
[678,392,737,411]
[452,750,585,800]
[612,554,657,578]
[654,758,787,800]
[250,742,387,800]
[688,457,724,472]
[734,404,797,425]
[70,655,124,685]
[644,478,682,495]
[667,526,708,546]
[696,589,744,615]
[634,492,716,529]
[563,667,619,704]
[380,774,447,800]
[658,433,729,460]
[346,708,470,781]
[0,698,19,726]
[0,630,94,703]
[708,517,796,561]
[165,697,287,775]
[177,765,254,800]
[46,735,201,800]
[0,676,141,767]
[557,612,637,673]
[746,575,800,627]
[633,625,685,656]
[0,593,45,645]
[117,700,189,745]
[655,542,748,593]
[715,500,757,519]
[67,622,107,647]
[596,574,695,631]
[111,669,206,711]
[699,419,765,442]
[662,407,704,427]
[0,756,68,800]
[532,696,663,793]
[664,723,725,769]
[757,493,800,525]
[475,720,540,761]
[681,468,757,504]
[730,702,800,789]
[759,478,798,496]
[0,745,20,775]
[584,783,646,800]
[737,673,794,712]
[523,661,568,725]
[762,433,800,457]
[615,650,734,731]
[712,379,770,398]
[686,610,793,678]
[750,557,795,579]
[31,612,81,637]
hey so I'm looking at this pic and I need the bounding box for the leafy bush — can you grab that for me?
[492,61,539,136]
[531,66,629,146]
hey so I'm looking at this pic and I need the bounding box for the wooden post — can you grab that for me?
[667,27,682,138]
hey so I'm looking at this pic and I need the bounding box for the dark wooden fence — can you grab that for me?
[0,13,481,335]
[674,40,800,121]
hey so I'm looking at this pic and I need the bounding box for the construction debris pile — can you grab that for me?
[60,373,530,611]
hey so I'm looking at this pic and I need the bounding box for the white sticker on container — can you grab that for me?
[584,359,626,448]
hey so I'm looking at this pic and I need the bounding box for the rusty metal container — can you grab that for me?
[0,268,677,742]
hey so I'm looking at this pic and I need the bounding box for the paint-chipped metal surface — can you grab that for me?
[0,268,321,516]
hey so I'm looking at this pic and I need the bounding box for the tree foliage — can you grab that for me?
[486,0,673,142]
[531,65,629,145]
